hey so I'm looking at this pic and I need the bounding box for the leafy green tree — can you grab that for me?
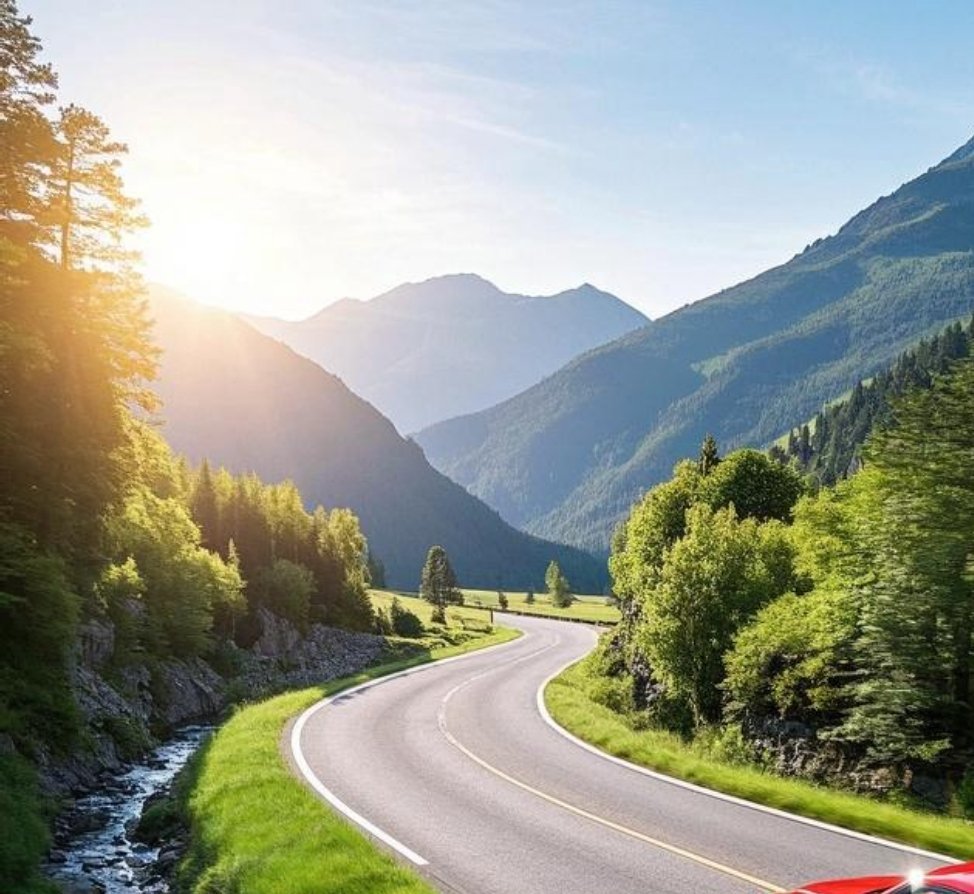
[545,560,573,608]
[106,488,244,658]
[610,460,702,623]
[497,591,509,610]
[252,558,315,629]
[698,449,804,523]
[317,507,373,631]
[724,482,863,726]
[725,587,857,724]
[0,521,79,744]
[635,505,794,726]
[420,545,462,624]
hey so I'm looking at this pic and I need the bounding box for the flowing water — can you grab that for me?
[46,725,212,894]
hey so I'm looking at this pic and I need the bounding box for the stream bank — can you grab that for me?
[38,606,387,892]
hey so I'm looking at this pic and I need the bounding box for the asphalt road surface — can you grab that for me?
[288,614,953,894]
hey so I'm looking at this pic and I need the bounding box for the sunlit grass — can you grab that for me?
[180,625,519,893]
[370,589,491,629]
[545,661,974,860]
[372,587,619,625]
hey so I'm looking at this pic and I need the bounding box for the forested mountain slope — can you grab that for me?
[245,273,648,433]
[776,315,973,484]
[416,137,974,552]
[150,289,605,591]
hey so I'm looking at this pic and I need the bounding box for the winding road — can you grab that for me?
[288,614,952,894]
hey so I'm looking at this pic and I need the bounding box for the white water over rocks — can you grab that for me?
[46,725,211,894]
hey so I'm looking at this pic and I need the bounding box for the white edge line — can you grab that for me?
[289,630,522,867]
[536,656,962,867]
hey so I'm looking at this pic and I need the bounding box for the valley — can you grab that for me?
[3,5,974,894]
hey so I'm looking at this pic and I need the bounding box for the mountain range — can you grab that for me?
[148,288,606,592]
[245,274,648,433]
[416,136,974,554]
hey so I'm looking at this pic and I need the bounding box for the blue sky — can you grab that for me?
[26,1,974,318]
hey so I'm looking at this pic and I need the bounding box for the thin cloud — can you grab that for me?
[795,46,974,125]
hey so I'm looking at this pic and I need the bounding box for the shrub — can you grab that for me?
[389,598,424,638]
[373,607,393,636]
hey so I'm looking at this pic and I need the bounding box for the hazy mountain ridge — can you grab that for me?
[416,137,974,552]
[245,273,648,433]
[149,288,606,591]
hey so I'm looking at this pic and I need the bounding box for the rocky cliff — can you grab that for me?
[41,609,386,797]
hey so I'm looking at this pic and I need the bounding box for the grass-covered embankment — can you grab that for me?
[179,623,519,894]
[545,659,974,860]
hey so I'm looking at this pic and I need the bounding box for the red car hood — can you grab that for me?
[790,877,900,894]
[793,862,974,894]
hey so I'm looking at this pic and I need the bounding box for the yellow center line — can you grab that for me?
[437,686,786,893]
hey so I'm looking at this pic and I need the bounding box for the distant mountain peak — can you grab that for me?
[244,274,648,432]
[940,134,974,168]
[416,132,974,553]
[558,282,613,299]
[150,290,607,591]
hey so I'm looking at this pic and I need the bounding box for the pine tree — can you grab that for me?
[46,103,147,270]
[0,0,58,248]
[190,459,220,551]
[836,357,974,762]
[698,434,720,476]
[420,545,462,624]
[545,560,573,608]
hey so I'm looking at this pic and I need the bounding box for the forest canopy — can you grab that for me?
[603,347,974,804]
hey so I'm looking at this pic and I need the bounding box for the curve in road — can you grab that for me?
[288,615,953,894]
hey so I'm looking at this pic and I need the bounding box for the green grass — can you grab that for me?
[370,589,493,629]
[546,661,974,860]
[374,587,620,625]
[179,623,519,894]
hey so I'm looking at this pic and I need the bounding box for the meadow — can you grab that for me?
[372,587,620,625]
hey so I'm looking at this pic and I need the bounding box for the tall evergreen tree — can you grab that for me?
[0,0,57,248]
[836,357,974,763]
[545,560,573,608]
[46,103,147,270]
[190,459,219,550]
[420,545,462,624]
[698,434,720,476]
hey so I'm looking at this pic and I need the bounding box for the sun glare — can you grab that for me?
[136,198,264,313]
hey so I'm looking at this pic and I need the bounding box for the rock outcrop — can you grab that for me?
[41,609,386,798]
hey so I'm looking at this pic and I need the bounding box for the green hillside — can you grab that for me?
[775,315,973,483]
[416,137,974,552]
[150,290,606,591]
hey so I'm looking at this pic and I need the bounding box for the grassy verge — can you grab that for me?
[374,587,620,625]
[179,624,519,894]
[545,661,974,860]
